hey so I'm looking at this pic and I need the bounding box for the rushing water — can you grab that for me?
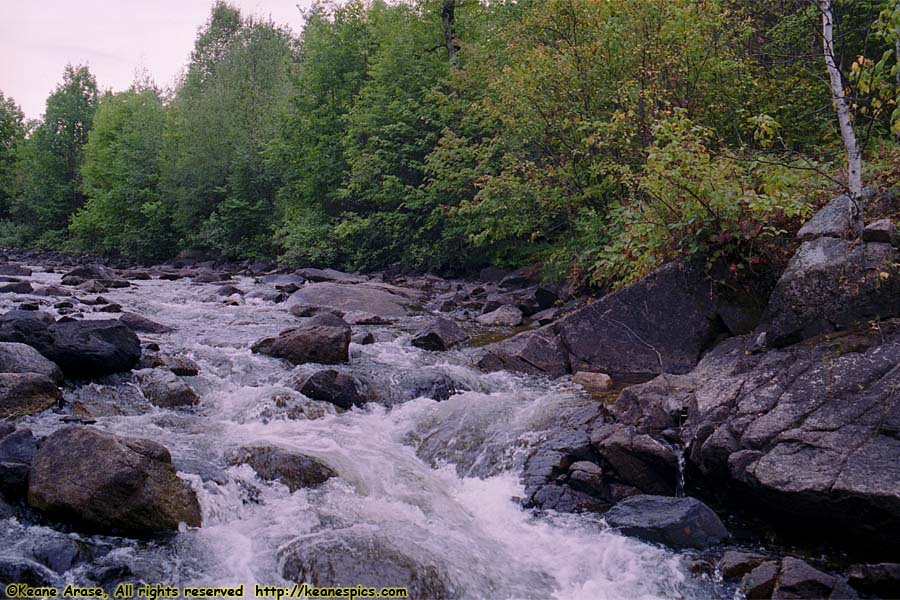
[0,268,721,599]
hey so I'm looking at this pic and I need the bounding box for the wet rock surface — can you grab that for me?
[226,444,336,491]
[251,313,351,365]
[27,426,202,534]
[603,494,729,549]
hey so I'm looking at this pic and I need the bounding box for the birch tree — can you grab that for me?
[820,0,863,204]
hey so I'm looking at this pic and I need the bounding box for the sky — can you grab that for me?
[0,0,315,120]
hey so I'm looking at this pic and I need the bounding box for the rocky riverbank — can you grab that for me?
[0,189,897,598]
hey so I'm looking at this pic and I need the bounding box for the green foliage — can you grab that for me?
[0,92,26,219]
[13,64,98,239]
[161,2,296,258]
[69,86,173,259]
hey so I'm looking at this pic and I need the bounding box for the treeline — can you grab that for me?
[0,0,898,285]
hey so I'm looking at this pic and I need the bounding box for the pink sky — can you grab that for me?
[0,0,314,120]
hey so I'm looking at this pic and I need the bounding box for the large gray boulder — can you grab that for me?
[290,369,368,410]
[479,262,722,378]
[286,282,421,318]
[60,264,129,288]
[796,193,864,241]
[252,313,351,365]
[0,342,63,383]
[44,319,141,378]
[27,426,201,534]
[136,368,199,408]
[758,237,900,346]
[603,494,729,549]
[226,443,336,491]
[605,324,900,548]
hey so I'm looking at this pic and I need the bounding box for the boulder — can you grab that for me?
[572,371,612,393]
[719,551,769,581]
[478,327,570,378]
[773,557,858,599]
[252,313,351,365]
[476,305,524,327]
[285,282,421,318]
[796,193,864,241]
[847,563,900,598]
[608,323,900,549]
[862,218,897,245]
[478,262,722,378]
[342,310,390,325]
[294,268,367,284]
[215,284,244,297]
[758,237,900,346]
[44,320,141,378]
[291,369,368,410]
[245,288,286,303]
[136,368,199,408]
[27,426,201,534]
[61,265,129,288]
[603,495,729,549]
[0,280,33,294]
[0,264,32,277]
[279,527,450,598]
[226,443,336,491]
[411,317,468,351]
[0,373,60,417]
[0,427,38,497]
[590,425,677,496]
[31,285,72,297]
[0,341,63,383]
[119,312,175,334]
[192,270,229,283]
[741,561,781,599]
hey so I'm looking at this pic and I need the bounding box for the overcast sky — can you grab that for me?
[0,0,314,120]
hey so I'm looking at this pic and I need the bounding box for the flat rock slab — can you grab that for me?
[286,282,422,318]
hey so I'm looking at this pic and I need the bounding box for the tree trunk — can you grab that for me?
[442,0,460,69]
[820,0,863,205]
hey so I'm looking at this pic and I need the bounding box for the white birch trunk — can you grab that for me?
[821,0,863,203]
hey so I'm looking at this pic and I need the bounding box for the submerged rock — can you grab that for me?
[252,313,351,365]
[291,369,368,410]
[226,443,336,491]
[136,368,199,408]
[603,495,729,549]
[279,527,451,598]
[27,426,201,534]
[119,312,174,334]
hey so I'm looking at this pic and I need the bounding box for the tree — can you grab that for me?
[820,0,863,201]
[0,92,25,218]
[69,85,172,258]
[13,64,98,241]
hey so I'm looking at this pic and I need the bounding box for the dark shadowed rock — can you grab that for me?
[119,312,175,334]
[44,320,141,378]
[0,264,32,277]
[719,551,769,581]
[136,368,199,408]
[0,280,33,294]
[863,218,897,244]
[61,265,129,288]
[603,495,729,549]
[773,557,858,599]
[192,270,229,283]
[741,561,781,599]
[291,369,368,410]
[342,310,390,325]
[0,427,38,497]
[847,563,900,598]
[31,285,72,297]
[411,317,468,351]
[591,425,677,496]
[294,268,367,284]
[479,262,721,378]
[215,284,244,297]
[0,373,60,417]
[226,443,336,491]
[252,313,351,365]
[279,527,451,599]
[0,341,63,383]
[27,426,201,534]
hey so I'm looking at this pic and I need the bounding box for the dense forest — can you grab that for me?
[0,0,898,287]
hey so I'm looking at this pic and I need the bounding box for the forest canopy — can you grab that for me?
[0,0,898,287]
